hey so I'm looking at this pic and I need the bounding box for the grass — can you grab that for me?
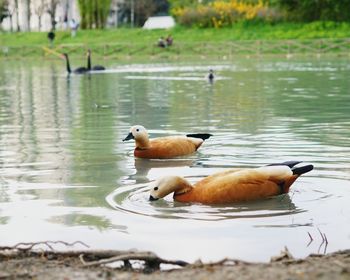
[1,21,350,58]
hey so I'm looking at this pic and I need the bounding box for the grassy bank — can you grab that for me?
[1,22,350,59]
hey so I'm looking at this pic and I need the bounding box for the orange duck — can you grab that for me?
[123,125,212,159]
[149,161,313,204]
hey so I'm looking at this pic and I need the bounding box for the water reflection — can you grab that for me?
[49,213,128,233]
[132,158,196,183]
[0,58,350,262]
[107,182,301,221]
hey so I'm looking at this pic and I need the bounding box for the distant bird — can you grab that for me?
[61,53,88,74]
[207,69,214,83]
[123,125,212,159]
[87,49,105,71]
[149,161,314,204]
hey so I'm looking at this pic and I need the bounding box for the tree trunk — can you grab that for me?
[38,15,41,31]
[24,0,31,31]
[15,0,20,31]
[9,14,13,32]
[27,0,31,31]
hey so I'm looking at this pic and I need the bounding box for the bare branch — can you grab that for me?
[307,232,313,247]
[307,232,313,241]
[82,251,188,268]
[1,240,89,252]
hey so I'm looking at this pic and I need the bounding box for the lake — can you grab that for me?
[0,57,349,262]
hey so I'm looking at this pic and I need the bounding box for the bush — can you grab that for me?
[274,0,350,22]
[172,0,282,28]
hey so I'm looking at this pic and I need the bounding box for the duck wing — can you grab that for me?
[189,166,294,204]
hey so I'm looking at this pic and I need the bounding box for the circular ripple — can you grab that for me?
[106,180,309,221]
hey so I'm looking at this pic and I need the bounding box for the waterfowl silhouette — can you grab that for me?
[207,69,214,83]
[123,125,212,159]
[61,53,88,74]
[87,49,105,71]
[149,161,313,204]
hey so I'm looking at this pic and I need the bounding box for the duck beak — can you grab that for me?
[149,195,158,201]
[123,132,134,141]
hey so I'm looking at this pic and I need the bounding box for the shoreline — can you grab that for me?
[2,37,350,60]
[1,246,349,279]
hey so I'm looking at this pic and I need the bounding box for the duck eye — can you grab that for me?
[154,187,158,191]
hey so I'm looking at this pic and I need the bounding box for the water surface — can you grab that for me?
[0,57,350,262]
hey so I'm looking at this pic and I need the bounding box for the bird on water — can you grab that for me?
[149,161,314,204]
[123,125,212,159]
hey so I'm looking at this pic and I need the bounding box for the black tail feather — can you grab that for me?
[292,164,314,175]
[267,161,302,168]
[186,133,213,140]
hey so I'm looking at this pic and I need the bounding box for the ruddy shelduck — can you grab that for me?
[149,161,313,204]
[123,125,212,159]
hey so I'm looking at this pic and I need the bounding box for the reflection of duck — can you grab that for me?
[206,194,299,221]
[61,53,88,74]
[132,158,195,183]
[122,125,212,159]
[87,49,105,71]
[149,161,313,204]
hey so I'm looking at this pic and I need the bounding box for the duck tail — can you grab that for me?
[267,160,313,175]
[186,133,213,140]
[291,163,314,175]
[267,160,301,168]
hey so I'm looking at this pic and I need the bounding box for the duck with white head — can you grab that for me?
[123,125,212,159]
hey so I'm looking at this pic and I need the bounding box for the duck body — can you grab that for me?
[73,66,89,74]
[150,161,313,204]
[92,65,106,71]
[123,125,212,159]
[87,49,106,71]
[61,53,88,74]
[207,69,214,83]
[134,136,204,159]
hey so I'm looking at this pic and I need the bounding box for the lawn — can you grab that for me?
[1,22,350,58]
[2,22,350,46]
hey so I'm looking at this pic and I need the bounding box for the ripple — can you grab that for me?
[106,180,307,221]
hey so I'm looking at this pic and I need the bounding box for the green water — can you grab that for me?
[0,57,349,262]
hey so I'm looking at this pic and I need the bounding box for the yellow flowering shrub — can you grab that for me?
[172,0,279,28]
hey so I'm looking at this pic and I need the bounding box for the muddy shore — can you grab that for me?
[0,247,349,280]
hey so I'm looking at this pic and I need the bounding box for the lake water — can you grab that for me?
[0,57,350,262]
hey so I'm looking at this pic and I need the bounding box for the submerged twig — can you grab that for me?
[317,228,325,245]
[307,232,314,247]
[323,233,329,245]
[316,228,329,254]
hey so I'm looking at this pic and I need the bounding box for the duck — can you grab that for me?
[61,53,88,74]
[149,161,313,204]
[87,49,106,71]
[207,69,214,83]
[123,125,212,159]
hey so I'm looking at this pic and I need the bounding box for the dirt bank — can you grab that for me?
[0,246,349,280]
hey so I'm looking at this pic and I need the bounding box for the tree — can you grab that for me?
[46,0,60,30]
[168,0,198,10]
[78,0,111,29]
[120,0,156,27]
[3,0,18,32]
[271,0,350,22]
[23,0,30,31]
[0,0,8,24]
[33,0,45,31]
[14,0,19,31]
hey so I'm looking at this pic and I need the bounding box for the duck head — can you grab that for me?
[123,125,150,148]
[149,176,192,201]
